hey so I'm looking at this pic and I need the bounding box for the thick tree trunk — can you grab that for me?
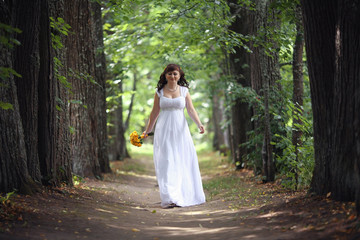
[64,0,101,178]
[45,0,73,185]
[291,3,304,188]
[301,0,360,214]
[0,1,37,194]
[227,0,252,169]
[13,0,42,184]
[91,1,111,173]
[301,0,337,195]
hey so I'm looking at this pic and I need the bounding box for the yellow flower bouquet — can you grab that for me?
[129,131,153,147]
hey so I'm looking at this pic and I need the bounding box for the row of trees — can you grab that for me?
[1,0,359,214]
[0,0,110,193]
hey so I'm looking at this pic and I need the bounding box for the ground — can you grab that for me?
[0,151,359,240]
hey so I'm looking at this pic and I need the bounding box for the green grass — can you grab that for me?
[128,143,153,158]
[203,174,272,209]
[198,151,230,176]
[117,161,146,174]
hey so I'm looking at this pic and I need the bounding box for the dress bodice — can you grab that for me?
[157,86,188,110]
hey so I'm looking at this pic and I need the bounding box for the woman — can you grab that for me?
[143,63,206,208]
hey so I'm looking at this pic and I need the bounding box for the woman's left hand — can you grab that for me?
[199,125,205,134]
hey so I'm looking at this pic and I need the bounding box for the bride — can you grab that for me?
[142,63,206,208]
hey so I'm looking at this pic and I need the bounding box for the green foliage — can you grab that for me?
[0,101,14,110]
[49,17,71,50]
[0,191,16,204]
[272,101,314,190]
[0,23,23,110]
[0,23,22,49]
[103,0,233,146]
[103,0,315,187]
[72,174,84,186]
[50,17,73,110]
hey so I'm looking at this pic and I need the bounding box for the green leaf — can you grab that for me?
[0,101,14,110]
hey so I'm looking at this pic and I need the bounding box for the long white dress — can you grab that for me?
[153,86,206,208]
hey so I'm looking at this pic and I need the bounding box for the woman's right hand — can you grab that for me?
[142,131,149,139]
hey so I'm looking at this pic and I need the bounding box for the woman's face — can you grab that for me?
[165,70,180,83]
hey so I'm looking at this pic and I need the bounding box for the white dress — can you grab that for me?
[153,86,206,208]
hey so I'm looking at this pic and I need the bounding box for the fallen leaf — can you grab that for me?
[132,228,140,232]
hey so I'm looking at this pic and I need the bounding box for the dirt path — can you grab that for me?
[1,154,359,240]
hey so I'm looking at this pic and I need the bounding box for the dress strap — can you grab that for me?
[180,86,188,97]
[156,88,162,97]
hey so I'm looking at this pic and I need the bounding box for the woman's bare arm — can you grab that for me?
[185,92,205,134]
[143,93,160,138]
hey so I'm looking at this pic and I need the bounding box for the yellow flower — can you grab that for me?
[129,131,153,147]
[129,131,142,147]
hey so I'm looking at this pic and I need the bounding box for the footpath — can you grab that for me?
[0,152,359,240]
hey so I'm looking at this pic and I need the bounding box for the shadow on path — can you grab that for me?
[0,155,359,240]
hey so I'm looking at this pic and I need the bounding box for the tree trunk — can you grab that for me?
[227,0,252,169]
[64,0,101,178]
[45,0,73,185]
[301,0,360,214]
[0,1,37,194]
[291,3,304,188]
[115,80,130,160]
[211,91,226,153]
[301,0,337,195]
[12,0,42,184]
[250,0,280,182]
[91,1,111,173]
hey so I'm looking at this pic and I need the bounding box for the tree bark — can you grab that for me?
[64,0,101,178]
[301,0,337,195]
[211,90,226,153]
[45,0,73,185]
[91,1,111,173]
[250,0,280,182]
[291,3,304,188]
[115,79,130,160]
[301,0,360,214]
[0,1,37,194]
[13,0,42,184]
[227,0,252,169]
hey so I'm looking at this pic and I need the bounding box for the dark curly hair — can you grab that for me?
[156,64,189,93]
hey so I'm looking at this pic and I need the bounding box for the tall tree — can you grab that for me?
[291,3,304,188]
[250,0,281,182]
[64,0,103,178]
[45,0,74,185]
[211,88,227,153]
[1,0,110,194]
[91,1,111,173]
[0,1,37,194]
[227,0,252,169]
[301,0,360,213]
[13,0,42,184]
[115,77,131,160]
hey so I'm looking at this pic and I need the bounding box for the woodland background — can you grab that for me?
[1,0,360,215]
